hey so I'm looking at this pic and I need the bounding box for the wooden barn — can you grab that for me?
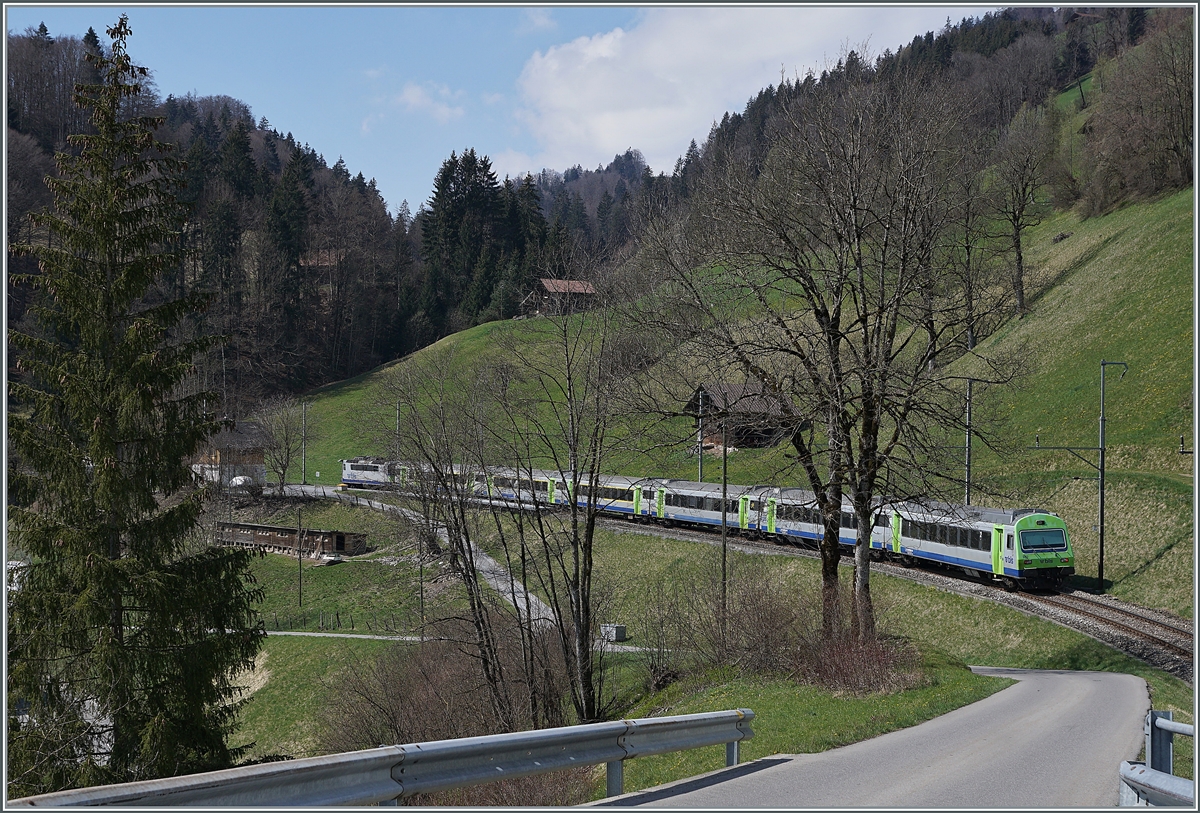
[684,381,804,449]
[215,521,367,558]
[519,278,598,316]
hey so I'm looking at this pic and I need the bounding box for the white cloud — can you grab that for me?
[490,147,538,183]
[395,81,465,125]
[513,6,984,174]
[361,112,384,135]
[519,8,557,34]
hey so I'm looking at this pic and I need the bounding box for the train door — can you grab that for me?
[1003,530,1016,574]
[738,496,750,530]
[766,498,777,534]
[656,488,666,519]
[891,512,902,553]
[632,488,641,515]
[991,526,1004,575]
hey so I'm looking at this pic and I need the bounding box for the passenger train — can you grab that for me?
[341,456,1073,590]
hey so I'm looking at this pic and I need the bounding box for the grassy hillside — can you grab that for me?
[961,188,1194,612]
[232,526,1193,784]
[288,189,1192,612]
[972,188,1193,473]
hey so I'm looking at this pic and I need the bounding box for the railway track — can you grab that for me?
[1022,590,1193,675]
[598,516,1195,684]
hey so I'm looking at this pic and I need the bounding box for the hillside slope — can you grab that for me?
[297,189,1194,613]
[963,188,1193,613]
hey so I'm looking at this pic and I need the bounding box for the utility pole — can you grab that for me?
[1097,360,1127,593]
[965,379,973,505]
[720,419,728,647]
[301,400,308,485]
[697,390,704,482]
[297,506,303,607]
[1028,360,1126,593]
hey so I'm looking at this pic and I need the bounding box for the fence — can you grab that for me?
[8,708,754,807]
[1119,710,1195,807]
[266,608,409,634]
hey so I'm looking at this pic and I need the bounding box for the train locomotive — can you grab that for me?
[340,457,1074,590]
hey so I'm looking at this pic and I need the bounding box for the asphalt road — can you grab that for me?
[598,667,1149,808]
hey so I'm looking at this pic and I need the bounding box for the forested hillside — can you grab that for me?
[7,8,1191,418]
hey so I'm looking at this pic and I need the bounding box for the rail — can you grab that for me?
[8,708,754,807]
[1119,710,1194,807]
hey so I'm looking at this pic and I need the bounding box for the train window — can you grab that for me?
[1006,534,1013,550]
[1019,529,1066,551]
[534,480,548,492]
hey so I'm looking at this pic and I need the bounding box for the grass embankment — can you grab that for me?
[582,528,1193,794]
[232,522,1192,790]
[216,497,457,634]
[230,635,392,761]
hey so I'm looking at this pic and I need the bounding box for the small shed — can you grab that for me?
[215,521,367,558]
[519,278,597,316]
[684,382,802,449]
[192,420,270,489]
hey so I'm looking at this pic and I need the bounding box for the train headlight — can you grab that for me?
[1021,559,1031,567]
[1060,557,1070,563]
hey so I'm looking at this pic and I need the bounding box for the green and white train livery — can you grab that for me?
[340,458,1074,590]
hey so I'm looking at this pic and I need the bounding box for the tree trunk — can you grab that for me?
[852,535,875,643]
[1012,225,1026,317]
[820,516,842,640]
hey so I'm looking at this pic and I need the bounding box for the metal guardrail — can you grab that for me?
[8,708,754,807]
[1120,710,1195,807]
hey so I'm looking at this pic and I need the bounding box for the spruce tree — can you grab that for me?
[7,16,263,797]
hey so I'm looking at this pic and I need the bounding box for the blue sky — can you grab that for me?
[6,4,993,216]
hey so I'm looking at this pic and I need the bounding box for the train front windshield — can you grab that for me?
[1019,529,1067,551]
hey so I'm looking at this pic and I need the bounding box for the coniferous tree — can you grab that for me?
[218,120,256,200]
[7,17,263,797]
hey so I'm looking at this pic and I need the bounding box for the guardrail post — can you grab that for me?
[1148,711,1174,775]
[726,740,739,767]
[606,759,623,797]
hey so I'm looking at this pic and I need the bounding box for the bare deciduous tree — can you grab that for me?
[636,61,1018,642]
[253,395,316,493]
[991,103,1053,318]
